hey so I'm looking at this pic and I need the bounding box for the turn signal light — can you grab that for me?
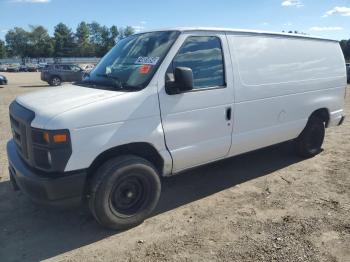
[53,134,68,143]
[43,132,50,143]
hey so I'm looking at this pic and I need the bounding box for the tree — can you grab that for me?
[0,40,6,58]
[28,25,54,57]
[87,21,103,55]
[110,25,119,45]
[286,30,307,35]
[122,26,135,38]
[340,40,350,61]
[76,22,92,56]
[87,22,120,56]
[99,25,111,56]
[2,22,133,58]
[5,27,30,58]
[88,22,102,44]
[53,23,76,57]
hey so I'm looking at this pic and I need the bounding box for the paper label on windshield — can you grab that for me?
[135,56,160,65]
[139,64,151,74]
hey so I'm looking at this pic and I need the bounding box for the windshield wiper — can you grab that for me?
[96,74,144,91]
[75,80,116,90]
[96,73,123,89]
[122,83,143,90]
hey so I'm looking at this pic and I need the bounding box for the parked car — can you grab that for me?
[7,63,20,72]
[0,63,8,72]
[7,28,346,230]
[80,64,95,73]
[346,63,350,83]
[41,64,85,86]
[38,62,48,71]
[19,64,28,72]
[27,63,39,72]
[0,74,7,85]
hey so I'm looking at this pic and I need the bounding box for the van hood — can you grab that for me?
[16,84,127,128]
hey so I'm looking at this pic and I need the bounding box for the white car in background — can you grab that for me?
[0,64,8,72]
[80,64,95,73]
[7,63,20,72]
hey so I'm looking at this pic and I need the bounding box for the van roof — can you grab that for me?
[142,27,339,43]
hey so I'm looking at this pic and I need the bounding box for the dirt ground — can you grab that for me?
[0,72,349,262]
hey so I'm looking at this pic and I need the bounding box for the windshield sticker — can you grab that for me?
[139,64,152,74]
[105,66,112,74]
[135,56,160,65]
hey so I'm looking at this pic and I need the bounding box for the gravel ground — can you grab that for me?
[0,72,349,262]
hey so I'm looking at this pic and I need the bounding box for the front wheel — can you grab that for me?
[89,155,161,230]
[50,76,61,86]
[294,116,325,158]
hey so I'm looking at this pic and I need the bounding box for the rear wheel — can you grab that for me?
[295,116,325,158]
[89,155,161,230]
[50,76,61,86]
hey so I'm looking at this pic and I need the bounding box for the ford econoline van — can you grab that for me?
[7,28,346,229]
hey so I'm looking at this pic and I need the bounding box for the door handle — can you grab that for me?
[226,107,232,121]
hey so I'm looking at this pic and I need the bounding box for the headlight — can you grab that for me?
[31,128,72,172]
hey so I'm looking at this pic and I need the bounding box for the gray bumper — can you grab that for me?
[7,140,87,207]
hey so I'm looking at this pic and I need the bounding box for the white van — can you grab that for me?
[7,28,346,229]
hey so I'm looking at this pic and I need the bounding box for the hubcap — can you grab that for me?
[53,78,60,85]
[110,176,147,216]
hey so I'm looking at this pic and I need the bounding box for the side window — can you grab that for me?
[70,65,81,72]
[172,36,225,89]
[62,65,71,71]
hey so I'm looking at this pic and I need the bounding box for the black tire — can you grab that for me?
[89,155,161,230]
[295,116,325,158]
[50,76,61,86]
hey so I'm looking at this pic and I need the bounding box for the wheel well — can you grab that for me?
[51,75,61,80]
[310,108,330,127]
[87,142,164,177]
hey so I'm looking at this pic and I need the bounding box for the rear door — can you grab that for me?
[55,65,70,81]
[69,65,84,82]
[158,32,234,173]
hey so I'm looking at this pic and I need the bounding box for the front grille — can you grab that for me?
[10,116,27,158]
[9,101,35,165]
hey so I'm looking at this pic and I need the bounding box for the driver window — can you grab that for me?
[70,65,81,72]
[61,65,71,71]
[170,36,225,89]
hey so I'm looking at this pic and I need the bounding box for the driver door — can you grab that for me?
[158,32,234,173]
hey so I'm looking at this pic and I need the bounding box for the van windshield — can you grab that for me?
[79,31,180,91]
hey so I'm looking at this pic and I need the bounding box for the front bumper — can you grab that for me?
[338,116,345,126]
[7,140,87,207]
[328,110,346,127]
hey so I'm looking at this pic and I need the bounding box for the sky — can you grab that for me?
[1,0,350,40]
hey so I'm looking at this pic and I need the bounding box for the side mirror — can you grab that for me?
[166,67,194,95]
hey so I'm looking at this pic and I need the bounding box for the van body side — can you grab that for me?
[227,33,346,157]
[6,28,346,228]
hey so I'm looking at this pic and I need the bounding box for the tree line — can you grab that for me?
[0,22,135,59]
[340,40,350,62]
[1,25,350,61]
